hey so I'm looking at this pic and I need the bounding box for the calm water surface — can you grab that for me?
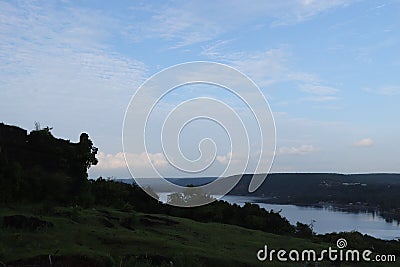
[222,195,400,240]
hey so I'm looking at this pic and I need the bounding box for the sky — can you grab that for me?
[1,0,400,178]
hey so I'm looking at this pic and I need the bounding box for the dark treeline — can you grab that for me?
[0,122,97,205]
[90,178,298,236]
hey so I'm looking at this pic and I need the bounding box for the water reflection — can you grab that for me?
[221,195,400,240]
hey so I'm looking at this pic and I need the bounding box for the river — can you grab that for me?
[127,179,400,240]
[222,195,400,240]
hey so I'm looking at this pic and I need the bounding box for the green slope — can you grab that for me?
[1,206,397,267]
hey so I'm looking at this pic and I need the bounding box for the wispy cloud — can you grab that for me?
[0,1,147,88]
[301,96,339,102]
[278,145,319,155]
[300,85,338,95]
[269,0,354,26]
[224,48,290,88]
[365,86,400,96]
[127,0,354,48]
[202,44,296,87]
[0,1,147,143]
[354,138,374,147]
[299,84,339,102]
[202,43,340,103]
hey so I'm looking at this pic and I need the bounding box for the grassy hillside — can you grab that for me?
[1,206,398,267]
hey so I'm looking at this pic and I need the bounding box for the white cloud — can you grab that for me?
[93,151,168,170]
[216,152,231,165]
[278,145,319,155]
[94,152,128,170]
[90,151,170,178]
[354,138,374,147]
[92,149,274,178]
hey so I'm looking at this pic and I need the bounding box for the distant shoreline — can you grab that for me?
[253,197,400,224]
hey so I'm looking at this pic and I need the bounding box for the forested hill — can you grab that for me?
[0,122,98,204]
[228,173,400,196]
[226,173,400,214]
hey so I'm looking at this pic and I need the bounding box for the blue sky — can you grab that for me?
[1,0,400,178]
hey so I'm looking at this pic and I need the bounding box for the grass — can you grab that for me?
[0,205,398,266]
